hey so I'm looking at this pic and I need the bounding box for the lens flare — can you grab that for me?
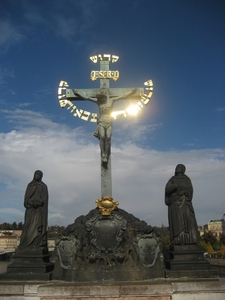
[126,104,141,116]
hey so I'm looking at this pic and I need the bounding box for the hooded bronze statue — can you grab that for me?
[165,164,199,245]
[19,170,48,249]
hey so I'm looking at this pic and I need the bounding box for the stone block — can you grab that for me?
[38,283,90,297]
[165,245,212,272]
[0,283,23,295]
[172,293,225,300]
[89,285,120,296]
[172,280,225,292]
[39,298,170,300]
[0,297,40,300]
[120,283,172,296]
[24,283,42,295]
[165,269,218,278]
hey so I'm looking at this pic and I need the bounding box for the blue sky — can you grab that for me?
[0,0,224,227]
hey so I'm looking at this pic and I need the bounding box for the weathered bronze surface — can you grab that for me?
[58,54,153,198]
[4,171,54,279]
[164,164,217,277]
[19,170,49,250]
[165,164,199,245]
[53,207,162,281]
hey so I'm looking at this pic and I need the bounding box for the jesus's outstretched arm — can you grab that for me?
[112,88,138,102]
[72,89,97,103]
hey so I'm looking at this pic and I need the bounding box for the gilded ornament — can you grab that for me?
[96,196,119,215]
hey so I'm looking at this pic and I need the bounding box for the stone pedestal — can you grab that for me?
[164,245,218,278]
[53,208,163,281]
[1,248,54,280]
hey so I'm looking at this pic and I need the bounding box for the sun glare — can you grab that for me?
[126,104,141,116]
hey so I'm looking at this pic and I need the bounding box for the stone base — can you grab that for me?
[1,247,54,280]
[0,271,53,280]
[53,208,163,282]
[164,245,218,278]
[164,269,219,278]
[53,262,164,282]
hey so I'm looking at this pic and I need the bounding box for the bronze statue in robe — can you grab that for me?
[165,164,199,245]
[19,170,48,249]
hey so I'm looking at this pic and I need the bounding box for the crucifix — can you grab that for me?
[58,54,153,200]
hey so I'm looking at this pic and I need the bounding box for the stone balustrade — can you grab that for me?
[0,279,225,300]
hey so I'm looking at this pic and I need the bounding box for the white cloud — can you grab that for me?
[0,67,15,86]
[114,119,161,143]
[53,17,79,42]
[0,109,224,228]
[0,0,100,55]
[215,107,225,112]
[0,20,25,52]
[21,0,98,43]
[18,103,32,108]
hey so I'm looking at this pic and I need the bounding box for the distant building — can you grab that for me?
[0,235,18,251]
[199,215,225,239]
[0,230,22,238]
[222,214,225,234]
[0,230,14,236]
[208,220,223,238]
[13,230,22,238]
[0,229,56,252]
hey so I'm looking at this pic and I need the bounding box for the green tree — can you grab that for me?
[201,231,219,250]
[219,233,225,245]
[12,222,18,230]
[1,222,10,230]
[161,234,171,250]
[48,225,65,239]
[17,222,23,230]
[153,225,171,250]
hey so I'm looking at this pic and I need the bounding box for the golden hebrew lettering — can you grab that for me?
[81,111,91,121]
[58,81,69,100]
[58,56,153,123]
[90,55,98,63]
[90,54,119,63]
[59,80,69,87]
[98,54,103,61]
[103,54,111,61]
[70,105,77,113]
[141,95,150,105]
[112,55,119,63]
[73,109,83,118]
[90,70,119,81]
[90,113,98,122]
[66,101,74,109]
[59,100,68,108]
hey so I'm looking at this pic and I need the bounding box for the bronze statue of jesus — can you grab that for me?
[73,87,137,164]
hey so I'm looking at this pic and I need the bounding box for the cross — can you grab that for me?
[58,54,153,198]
